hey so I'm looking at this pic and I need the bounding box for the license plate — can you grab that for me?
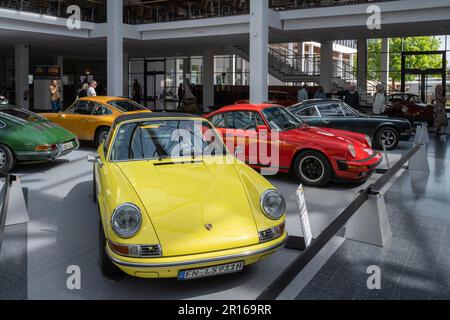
[178,261,245,281]
[60,141,74,152]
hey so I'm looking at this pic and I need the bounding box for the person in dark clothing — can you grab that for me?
[342,83,360,108]
[177,83,184,109]
[77,83,88,99]
[132,79,142,103]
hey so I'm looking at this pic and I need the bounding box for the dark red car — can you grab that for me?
[235,91,297,107]
[205,104,382,187]
[385,93,434,125]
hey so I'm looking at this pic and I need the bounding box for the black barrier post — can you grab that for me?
[257,144,424,300]
[0,174,15,252]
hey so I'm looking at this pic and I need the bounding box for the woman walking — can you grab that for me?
[372,84,388,115]
[433,85,448,139]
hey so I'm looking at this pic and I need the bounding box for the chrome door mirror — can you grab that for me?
[87,154,103,168]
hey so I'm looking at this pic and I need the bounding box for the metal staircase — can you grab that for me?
[230,43,396,106]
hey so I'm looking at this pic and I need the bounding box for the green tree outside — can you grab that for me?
[367,36,444,87]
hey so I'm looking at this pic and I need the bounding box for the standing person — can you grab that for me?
[132,79,142,103]
[372,84,387,115]
[297,84,309,102]
[49,80,62,113]
[177,83,184,109]
[433,85,448,138]
[342,83,360,108]
[313,86,325,99]
[87,81,97,97]
[77,83,89,99]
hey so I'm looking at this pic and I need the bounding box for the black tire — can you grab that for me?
[98,213,123,278]
[95,127,110,147]
[0,143,15,173]
[375,127,399,150]
[293,150,332,187]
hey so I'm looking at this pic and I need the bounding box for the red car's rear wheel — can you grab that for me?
[294,150,332,187]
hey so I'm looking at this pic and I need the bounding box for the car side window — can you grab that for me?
[295,106,319,117]
[340,104,357,117]
[70,101,95,115]
[209,114,226,128]
[317,103,345,117]
[92,103,112,116]
[226,111,265,130]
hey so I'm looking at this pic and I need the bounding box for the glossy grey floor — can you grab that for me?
[1,133,448,300]
[296,135,450,300]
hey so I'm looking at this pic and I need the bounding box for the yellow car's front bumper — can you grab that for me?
[106,233,288,279]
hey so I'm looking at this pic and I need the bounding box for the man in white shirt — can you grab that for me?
[87,81,97,97]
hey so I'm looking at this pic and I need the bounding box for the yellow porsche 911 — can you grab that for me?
[89,112,287,280]
[41,97,148,145]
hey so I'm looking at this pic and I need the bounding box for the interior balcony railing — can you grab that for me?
[269,0,400,11]
[0,0,106,23]
[124,0,251,25]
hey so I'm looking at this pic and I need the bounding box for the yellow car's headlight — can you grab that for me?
[111,203,142,238]
[260,190,286,220]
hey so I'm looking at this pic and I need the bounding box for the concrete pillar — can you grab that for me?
[56,56,64,103]
[123,53,129,98]
[320,41,333,93]
[14,44,29,109]
[357,39,367,92]
[202,48,215,111]
[249,0,268,104]
[381,38,390,88]
[107,0,123,96]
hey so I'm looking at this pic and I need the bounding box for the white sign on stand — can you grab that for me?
[296,184,312,248]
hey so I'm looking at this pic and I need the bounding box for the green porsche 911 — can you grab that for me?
[0,101,79,172]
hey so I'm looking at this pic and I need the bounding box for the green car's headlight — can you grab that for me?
[260,190,286,220]
[111,203,142,238]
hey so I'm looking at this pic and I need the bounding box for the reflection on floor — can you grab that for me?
[296,135,450,300]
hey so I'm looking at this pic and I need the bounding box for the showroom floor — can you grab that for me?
[0,133,448,300]
[297,135,450,300]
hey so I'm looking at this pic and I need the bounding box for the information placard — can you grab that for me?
[296,184,312,248]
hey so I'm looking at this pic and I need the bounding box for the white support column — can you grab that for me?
[249,0,269,104]
[320,41,333,93]
[107,0,123,97]
[14,44,29,109]
[123,53,129,98]
[202,48,215,112]
[381,38,390,88]
[56,56,64,104]
[357,39,367,92]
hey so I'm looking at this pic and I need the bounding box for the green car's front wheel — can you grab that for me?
[0,143,15,173]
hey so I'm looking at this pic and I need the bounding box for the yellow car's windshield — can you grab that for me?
[110,119,227,162]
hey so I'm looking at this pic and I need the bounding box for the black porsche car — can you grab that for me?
[288,99,413,150]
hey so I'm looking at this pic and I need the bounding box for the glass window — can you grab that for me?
[317,103,345,117]
[262,106,302,131]
[340,103,357,117]
[225,111,265,130]
[209,114,226,128]
[0,108,46,123]
[110,120,223,161]
[69,101,95,115]
[107,100,147,112]
[294,106,319,117]
[92,103,112,116]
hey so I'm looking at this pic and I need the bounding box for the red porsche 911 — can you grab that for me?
[205,104,382,187]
